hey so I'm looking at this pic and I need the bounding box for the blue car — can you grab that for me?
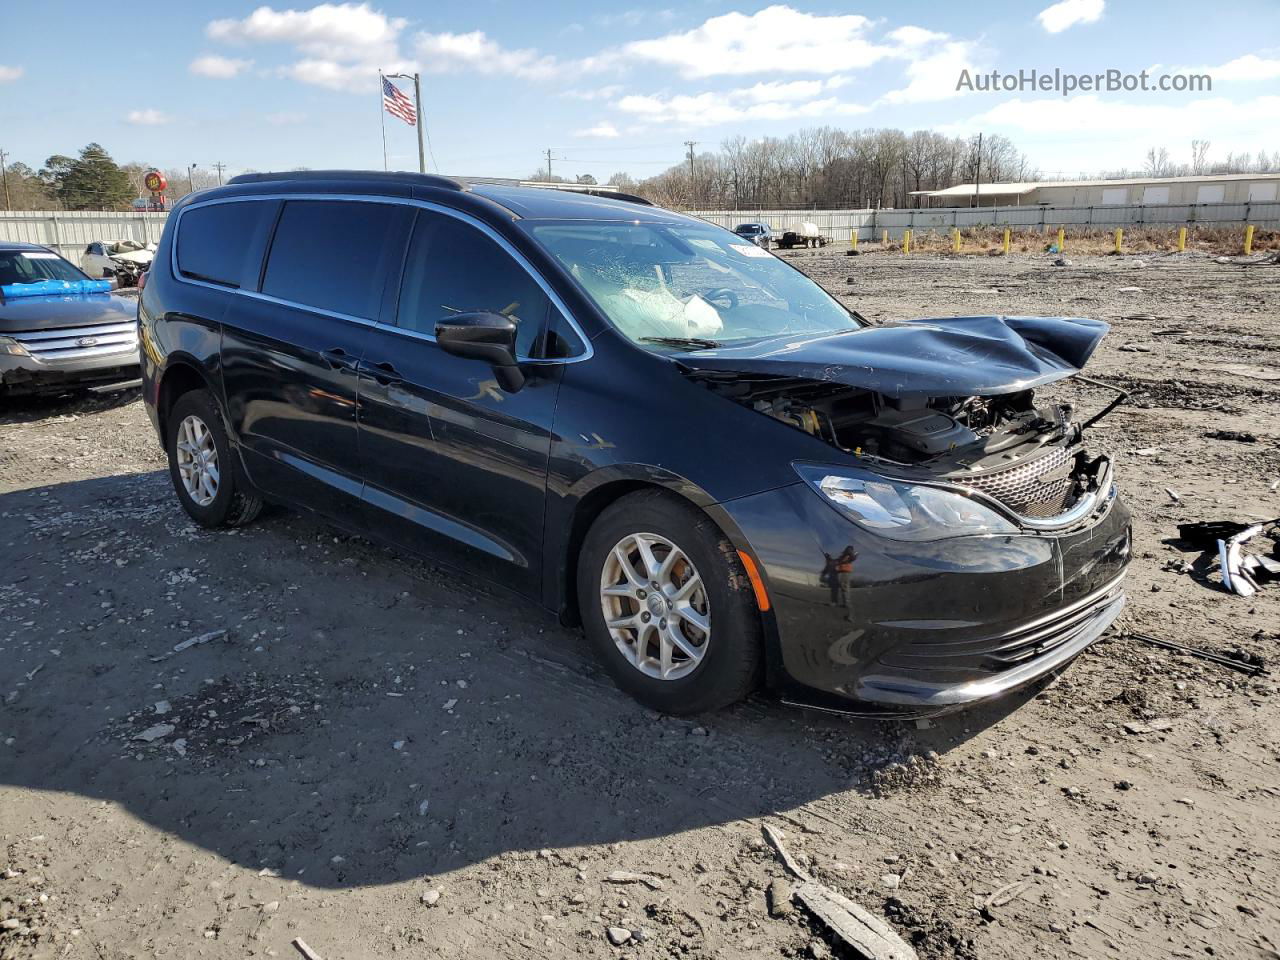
[0,242,140,396]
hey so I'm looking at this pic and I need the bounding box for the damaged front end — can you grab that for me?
[682,314,1122,532]
[681,315,1132,712]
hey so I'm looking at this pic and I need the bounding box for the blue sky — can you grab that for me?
[1,0,1277,181]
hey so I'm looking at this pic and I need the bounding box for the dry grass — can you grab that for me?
[881,224,1279,256]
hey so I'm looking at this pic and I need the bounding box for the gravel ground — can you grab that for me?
[1,251,1278,960]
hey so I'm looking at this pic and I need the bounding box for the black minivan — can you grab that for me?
[140,171,1130,716]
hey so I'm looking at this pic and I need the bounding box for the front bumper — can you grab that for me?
[1,349,140,395]
[719,478,1132,713]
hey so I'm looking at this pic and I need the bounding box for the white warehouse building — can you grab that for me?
[913,173,1280,208]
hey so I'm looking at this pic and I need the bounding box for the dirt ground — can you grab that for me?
[2,251,1278,960]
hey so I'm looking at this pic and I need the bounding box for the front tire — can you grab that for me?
[166,389,263,528]
[578,490,763,714]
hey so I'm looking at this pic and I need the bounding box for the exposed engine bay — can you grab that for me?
[692,371,1122,523]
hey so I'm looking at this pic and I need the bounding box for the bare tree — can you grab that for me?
[1190,140,1211,175]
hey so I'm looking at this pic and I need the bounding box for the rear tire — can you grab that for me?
[577,490,763,714]
[166,389,263,528]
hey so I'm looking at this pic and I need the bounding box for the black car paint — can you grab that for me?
[139,173,1129,713]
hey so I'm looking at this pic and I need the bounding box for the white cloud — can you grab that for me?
[208,3,405,60]
[616,83,867,128]
[126,109,171,126]
[624,5,894,78]
[206,3,412,92]
[942,93,1280,172]
[0,65,22,82]
[563,84,625,101]
[887,26,948,48]
[414,30,567,80]
[1201,53,1280,83]
[1036,0,1104,34]
[190,54,253,78]
[881,40,982,104]
[575,122,620,138]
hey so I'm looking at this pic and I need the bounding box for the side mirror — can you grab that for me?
[435,311,526,392]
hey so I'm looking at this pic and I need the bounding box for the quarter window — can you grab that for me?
[262,200,410,319]
[397,211,560,358]
[177,201,278,289]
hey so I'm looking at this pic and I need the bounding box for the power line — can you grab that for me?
[212,162,227,186]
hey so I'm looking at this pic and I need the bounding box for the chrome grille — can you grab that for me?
[9,321,138,362]
[957,445,1080,519]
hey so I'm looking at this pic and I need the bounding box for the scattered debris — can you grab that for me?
[768,878,795,917]
[1219,521,1278,597]
[292,938,324,960]
[133,723,175,743]
[171,629,227,654]
[1165,487,1181,503]
[421,888,441,907]
[1122,719,1174,735]
[1127,633,1267,677]
[763,825,918,960]
[606,870,664,890]
[1204,429,1258,443]
[980,879,1031,919]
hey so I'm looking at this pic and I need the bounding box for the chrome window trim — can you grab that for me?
[169,193,593,364]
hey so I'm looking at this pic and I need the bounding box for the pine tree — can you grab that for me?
[41,143,133,210]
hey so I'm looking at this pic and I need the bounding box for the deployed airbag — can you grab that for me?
[676,315,1109,399]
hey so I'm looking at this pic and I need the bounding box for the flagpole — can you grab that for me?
[378,71,388,171]
[412,72,426,173]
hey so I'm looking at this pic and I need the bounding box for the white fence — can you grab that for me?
[2,199,1276,257]
[688,201,1280,243]
[0,211,169,260]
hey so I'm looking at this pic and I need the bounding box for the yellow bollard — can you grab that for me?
[882,229,889,246]
[850,231,858,251]
[1177,226,1187,252]
[1114,228,1123,254]
[1002,227,1011,254]
[952,228,961,253]
[903,229,911,254]
[1057,226,1065,253]
[1244,224,1255,255]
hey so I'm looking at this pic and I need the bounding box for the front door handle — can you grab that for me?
[322,347,360,373]
[358,359,404,385]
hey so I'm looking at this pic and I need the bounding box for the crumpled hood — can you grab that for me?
[676,315,1109,399]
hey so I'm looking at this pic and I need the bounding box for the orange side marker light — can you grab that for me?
[737,550,771,612]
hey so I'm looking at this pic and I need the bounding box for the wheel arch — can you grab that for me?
[551,469,783,687]
[156,357,217,442]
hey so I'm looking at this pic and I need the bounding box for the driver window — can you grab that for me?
[397,211,550,359]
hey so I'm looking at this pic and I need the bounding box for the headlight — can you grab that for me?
[794,463,1019,541]
[0,336,30,357]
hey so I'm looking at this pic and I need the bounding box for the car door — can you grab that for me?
[218,198,412,521]
[356,208,576,598]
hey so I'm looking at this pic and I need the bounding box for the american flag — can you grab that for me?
[382,75,417,126]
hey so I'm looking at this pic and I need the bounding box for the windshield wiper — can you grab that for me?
[639,336,723,350]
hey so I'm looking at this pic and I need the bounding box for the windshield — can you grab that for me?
[0,249,86,285]
[528,221,859,347]
[734,224,763,234]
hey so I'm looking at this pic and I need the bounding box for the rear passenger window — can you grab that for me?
[177,201,277,289]
[262,201,409,319]
[397,211,554,358]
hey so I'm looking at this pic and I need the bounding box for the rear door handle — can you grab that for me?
[322,347,360,373]
[358,359,404,385]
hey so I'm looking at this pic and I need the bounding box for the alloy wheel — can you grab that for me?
[599,532,711,680]
[175,414,219,507]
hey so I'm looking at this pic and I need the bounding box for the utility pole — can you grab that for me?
[684,141,698,202]
[546,148,554,181]
[212,162,226,186]
[188,163,197,195]
[972,132,982,208]
[412,72,425,173]
[0,149,10,211]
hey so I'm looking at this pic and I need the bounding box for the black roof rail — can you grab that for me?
[226,170,465,191]
[575,188,654,206]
